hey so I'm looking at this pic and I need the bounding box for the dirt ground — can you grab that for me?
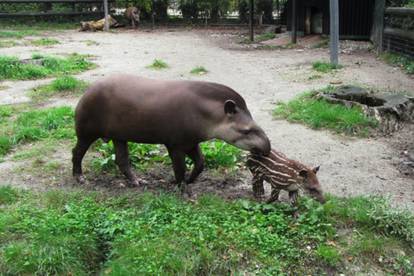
[1,27,413,209]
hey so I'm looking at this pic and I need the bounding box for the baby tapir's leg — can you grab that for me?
[289,191,300,218]
[252,175,265,199]
[267,188,281,203]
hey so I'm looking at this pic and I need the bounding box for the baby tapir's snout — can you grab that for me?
[299,166,325,204]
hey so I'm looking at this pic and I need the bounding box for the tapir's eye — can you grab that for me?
[240,128,251,135]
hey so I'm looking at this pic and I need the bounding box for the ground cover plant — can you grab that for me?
[0,53,94,81]
[273,91,378,136]
[30,38,60,46]
[312,61,343,73]
[0,187,412,275]
[30,75,88,102]
[381,52,414,74]
[147,59,169,70]
[0,30,38,39]
[0,40,18,48]
[190,66,208,75]
[0,105,74,157]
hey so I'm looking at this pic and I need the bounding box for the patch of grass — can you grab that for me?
[0,40,18,48]
[147,59,169,70]
[381,52,414,75]
[0,30,38,39]
[308,74,322,80]
[0,106,74,157]
[311,39,329,49]
[255,32,277,42]
[0,186,19,205]
[92,140,243,173]
[312,61,343,73]
[0,22,77,31]
[273,92,378,136]
[0,188,412,275]
[190,66,208,75]
[84,40,99,46]
[349,232,387,257]
[0,53,95,81]
[30,75,88,102]
[316,245,341,267]
[30,38,60,46]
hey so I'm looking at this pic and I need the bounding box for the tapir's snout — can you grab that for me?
[255,135,271,156]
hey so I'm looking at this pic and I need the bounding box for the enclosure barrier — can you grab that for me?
[383,7,414,58]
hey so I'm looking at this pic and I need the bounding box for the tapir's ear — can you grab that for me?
[313,166,320,174]
[224,100,237,115]
[299,170,308,178]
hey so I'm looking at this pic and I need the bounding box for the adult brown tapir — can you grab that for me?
[72,74,271,192]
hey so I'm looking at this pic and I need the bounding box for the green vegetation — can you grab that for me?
[273,92,378,136]
[0,53,94,80]
[0,30,38,39]
[312,61,343,73]
[30,38,60,46]
[312,39,329,49]
[0,188,412,275]
[190,66,208,75]
[30,75,88,102]
[147,59,169,70]
[92,140,243,172]
[381,52,414,74]
[84,40,99,46]
[0,40,18,48]
[0,106,74,156]
[255,32,276,42]
[0,22,77,31]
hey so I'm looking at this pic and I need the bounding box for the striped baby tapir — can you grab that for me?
[246,149,325,206]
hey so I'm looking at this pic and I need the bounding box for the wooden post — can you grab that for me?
[249,0,254,42]
[330,0,339,65]
[103,0,109,31]
[372,0,386,53]
[291,0,297,44]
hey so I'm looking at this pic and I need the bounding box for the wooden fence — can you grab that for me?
[0,0,114,19]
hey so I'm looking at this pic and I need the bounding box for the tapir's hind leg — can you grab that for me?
[186,144,204,184]
[113,140,140,186]
[72,137,96,184]
[167,147,188,194]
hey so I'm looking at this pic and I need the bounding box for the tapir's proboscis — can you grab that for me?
[72,74,271,193]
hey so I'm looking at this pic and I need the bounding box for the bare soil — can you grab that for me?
[0,27,413,209]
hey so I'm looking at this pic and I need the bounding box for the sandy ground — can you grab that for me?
[1,28,413,209]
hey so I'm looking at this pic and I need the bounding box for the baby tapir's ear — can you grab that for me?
[312,166,320,174]
[299,170,308,178]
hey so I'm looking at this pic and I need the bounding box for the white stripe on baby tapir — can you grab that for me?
[260,155,299,175]
[247,158,295,181]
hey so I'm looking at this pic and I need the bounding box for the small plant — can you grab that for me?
[30,75,88,102]
[255,32,277,42]
[190,66,208,75]
[308,74,322,80]
[273,92,378,136]
[0,40,18,48]
[0,186,19,205]
[316,245,341,267]
[312,61,342,73]
[147,59,169,70]
[381,52,414,74]
[30,38,60,46]
[84,40,99,46]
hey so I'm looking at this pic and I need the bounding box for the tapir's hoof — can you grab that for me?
[128,177,146,187]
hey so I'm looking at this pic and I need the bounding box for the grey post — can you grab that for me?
[103,0,109,31]
[292,0,297,44]
[330,0,339,65]
[249,0,254,42]
[372,0,386,53]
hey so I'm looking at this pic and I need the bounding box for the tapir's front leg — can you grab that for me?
[167,147,189,194]
[186,144,204,184]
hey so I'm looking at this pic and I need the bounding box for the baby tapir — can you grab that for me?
[73,74,271,193]
[247,149,325,206]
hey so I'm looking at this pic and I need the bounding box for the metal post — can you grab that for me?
[291,0,297,44]
[330,0,339,65]
[249,0,254,42]
[103,0,109,31]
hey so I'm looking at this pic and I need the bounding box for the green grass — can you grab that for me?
[0,106,74,157]
[190,66,208,75]
[0,40,18,48]
[0,188,412,275]
[0,53,95,81]
[255,32,277,42]
[84,40,99,46]
[147,59,169,70]
[312,61,343,73]
[0,22,77,31]
[30,75,88,102]
[92,140,243,172]
[381,52,414,75]
[273,92,378,136]
[30,38,60,46]
[0,30,38,39]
